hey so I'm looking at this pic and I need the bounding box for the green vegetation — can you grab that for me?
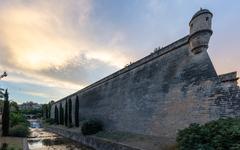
[81,119,103,135]
[20,108,41,116]
[45,118,55,125]
[68,99,72,127]
[9,112,29,137]
[10,112,29,127]
[2,90,10,136]
[1,90,29,138]
[176,118,240,150]
[41,104,48,119]
[60,103,64,125]
[10,101,19,112]
[9,124,29,137]
[42,101,53,119]
[64,101,68,127]
[0,137,23,150]
[75,96,79,127]
[54,106,59,124]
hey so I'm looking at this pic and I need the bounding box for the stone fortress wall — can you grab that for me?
[51,9,240,139]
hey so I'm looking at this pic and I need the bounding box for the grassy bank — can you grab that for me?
[0,137,23,150]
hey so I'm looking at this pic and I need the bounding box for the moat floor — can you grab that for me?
[95,131,176,150]
[49,125,177,150]
[28,128,94,150]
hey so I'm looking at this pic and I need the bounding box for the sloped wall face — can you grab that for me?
[51,35,239,138]
[209,84,240,118]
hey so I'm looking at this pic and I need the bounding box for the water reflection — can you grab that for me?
[28,119,42,128]
[28,137,93,150]
[27,121,94,150]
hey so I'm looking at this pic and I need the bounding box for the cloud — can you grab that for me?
[0,0,133,103]
[0,0,239,103]
[22,91,49,98]
[0,0,131,70]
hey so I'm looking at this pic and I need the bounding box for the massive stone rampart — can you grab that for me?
[51,9,240,139]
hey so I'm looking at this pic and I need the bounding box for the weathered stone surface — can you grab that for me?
[51,9,240,141]
[46,126,141,150]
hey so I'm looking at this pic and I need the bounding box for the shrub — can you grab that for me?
[60,103,64,125]
[68,99,72,126]
[68,123,74,128]
[176,118,240,150]
[75,96,79,127]
[45,118,55,125]
[81,119,103,135]
[10,112,29,127]
[2,91,10,136]
[9,124,30,137]
[64,101,68,126]
[54,106,59,124]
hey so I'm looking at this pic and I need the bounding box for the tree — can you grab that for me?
[75,96,79,127]
[43,101,53,119]
[45,105,49,119]
[54,106,59,124]
[47,103,51,118]
[48,101,54,118]
[68,99,72,127]
[2,90,9,136]
[60,103,64,125]
[10,101,19,112]
[64,100,68,127]
[41,104,47,119]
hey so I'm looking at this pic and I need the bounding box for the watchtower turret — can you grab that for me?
[189,9,213,54]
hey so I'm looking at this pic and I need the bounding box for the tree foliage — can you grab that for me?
[54,106,59,124]
[10,112,29,127]
[64,100,68,127]
[60,103,64,125]
[2,90,9,136]
[10,101,19,112]
[177,118,240,150]
[68,99,72,127]
[9,124,30,137]
[75,96,79,127]
[81,119,103,135]
[21,108,41,115]
[42,101,53,120]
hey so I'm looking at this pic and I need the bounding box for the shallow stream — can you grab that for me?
[27,120,93,150]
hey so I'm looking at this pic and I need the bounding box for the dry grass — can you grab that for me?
[0,137,23,150]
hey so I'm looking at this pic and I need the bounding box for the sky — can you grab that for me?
[0,0,239,104]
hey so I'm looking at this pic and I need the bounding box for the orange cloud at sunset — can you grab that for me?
[0,0,239,103]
